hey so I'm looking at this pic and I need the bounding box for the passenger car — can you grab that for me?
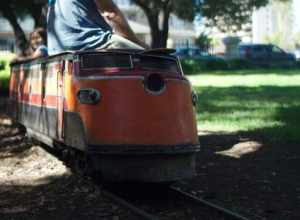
[238,44,296,67]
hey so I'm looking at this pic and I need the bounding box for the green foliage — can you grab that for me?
[199,0,269,32]
[181,58,228,74]
[0,55,13,94]
[227,59,254,70]
[182,58,257,74]
[195,33,212,51]
[0,0,46,20]
[132,0,277,47]
[182,57,300,75]
[172,0,198,21]
[204,58,228,70]
[0,60,6,71]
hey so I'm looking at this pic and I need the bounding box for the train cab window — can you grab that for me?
[80,53,132,69]
[137,56,180,74]
[79,53,181,76]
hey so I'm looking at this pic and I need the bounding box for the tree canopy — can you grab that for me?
[0,0,46,55]
[131,0,279,47]
[198,0,269,32]
[0,0,291,52]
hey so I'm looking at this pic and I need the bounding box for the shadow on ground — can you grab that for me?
[0,98,134,220]
[190,84,300,219]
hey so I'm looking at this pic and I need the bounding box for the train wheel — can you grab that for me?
[74,152,92,177]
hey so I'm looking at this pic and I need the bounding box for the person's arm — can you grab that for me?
[94,0,148,48]
[14,46,48,62]
[31,45,48,59]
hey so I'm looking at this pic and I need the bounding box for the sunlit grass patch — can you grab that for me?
[0,54,14,94]
[189,69,300,142]
[189,72,300,87]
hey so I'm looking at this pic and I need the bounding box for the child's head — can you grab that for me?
[29,28,47,51]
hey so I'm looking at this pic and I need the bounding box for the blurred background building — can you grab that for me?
[114,0,197,48]
[252,0,295,49]
[0,0,197,53]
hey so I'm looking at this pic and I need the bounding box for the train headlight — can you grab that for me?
[77,88,101,105]
[144,73,166,95]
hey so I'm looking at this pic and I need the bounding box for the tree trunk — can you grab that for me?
[146,10,170,48]
[132,0,172,49]
[147,13,161,48]
[161,9,170,48]
[30,3,47,29]
[1,5,28,55]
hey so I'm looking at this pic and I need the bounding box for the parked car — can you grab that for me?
[238,44,296,67]
[174,48,190,59]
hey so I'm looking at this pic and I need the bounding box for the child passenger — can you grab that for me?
[28,27,48,59]
[15,28,48,61]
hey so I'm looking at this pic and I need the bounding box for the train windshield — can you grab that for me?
[79,53,180,75]
[80,53,132,69]
[136,55,179,73]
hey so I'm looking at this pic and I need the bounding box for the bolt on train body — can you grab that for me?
[8,49,200,182]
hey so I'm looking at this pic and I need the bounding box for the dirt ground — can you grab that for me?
[187,133,300,220]
[0,96,299,220]
[0,97,137,220]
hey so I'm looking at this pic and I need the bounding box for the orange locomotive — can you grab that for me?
[8,49,200,182]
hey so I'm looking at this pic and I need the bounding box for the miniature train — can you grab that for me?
[8,49,200,182]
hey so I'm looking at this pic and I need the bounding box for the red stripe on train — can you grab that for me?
[13,93,68,109]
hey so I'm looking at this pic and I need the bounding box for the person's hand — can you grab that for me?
[102,11,116,22]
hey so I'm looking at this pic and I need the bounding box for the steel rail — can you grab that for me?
[102,189,159,220]
[170,186,251,220]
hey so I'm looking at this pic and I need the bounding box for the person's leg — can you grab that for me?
[99,34,145,50]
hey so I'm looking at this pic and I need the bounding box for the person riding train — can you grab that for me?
[47,0,148,55]
[14,28,48,61]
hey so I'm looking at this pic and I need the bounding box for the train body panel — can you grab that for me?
[9,62,62,141]
[70,79,198,146]
[8,50,200,182]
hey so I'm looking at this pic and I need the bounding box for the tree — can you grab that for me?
[0,0,47,55]
[132,0,198,48]
[132,0,294,48]
[195,33,212,52]
[0,2,28,55]
[1,0,291,52]
[199,0,269,32]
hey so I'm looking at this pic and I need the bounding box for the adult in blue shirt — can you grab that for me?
[47,0,147,55]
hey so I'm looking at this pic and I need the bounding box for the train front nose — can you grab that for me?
[81,76,198,147]
[73,51,200,182]
[77,75,199,182]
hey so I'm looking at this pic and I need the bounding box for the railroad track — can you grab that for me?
[48,149,254,220]
[169,185,250,220]
[102,183,253,220]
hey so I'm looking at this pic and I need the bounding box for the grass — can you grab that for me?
[189,69,300,143]
[0,54,14,95]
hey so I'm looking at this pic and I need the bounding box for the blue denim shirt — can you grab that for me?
[47,0,112,55]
